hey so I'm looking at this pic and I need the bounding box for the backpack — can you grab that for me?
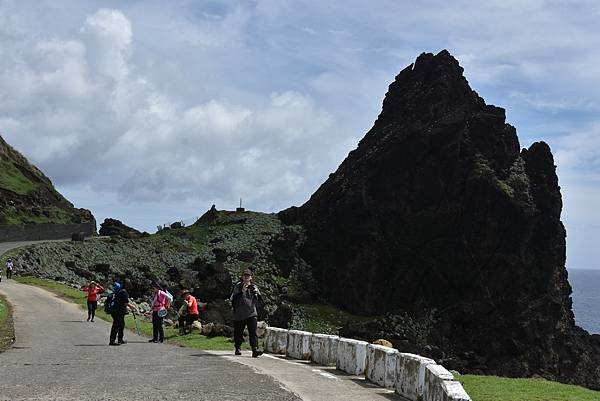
[163,290,173,304]
[104,293,115,314]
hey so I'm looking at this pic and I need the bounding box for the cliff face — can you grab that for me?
[280,51,600,388]
[0,135,95,226]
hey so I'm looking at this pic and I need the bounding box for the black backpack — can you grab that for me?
[104,293,115,314]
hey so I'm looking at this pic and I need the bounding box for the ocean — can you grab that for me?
[569,269,600,334]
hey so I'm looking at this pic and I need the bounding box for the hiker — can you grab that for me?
[81,281,105,322]
[148,283,170,343]
[230,269,263,357]
[178,289,199,335]
[5,258,13,279]
[108,282,136,346]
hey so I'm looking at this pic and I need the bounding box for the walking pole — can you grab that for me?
[132,310,142,336]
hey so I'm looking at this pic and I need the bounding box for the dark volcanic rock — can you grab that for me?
[99,218,142,238]
[280,50,600,389]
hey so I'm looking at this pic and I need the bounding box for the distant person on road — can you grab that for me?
[178,289,199,335]
[108,282,136,346]
[81,281,105,322]
[148,283,170,343]
[230,269,263,357]
[5,258,14,279]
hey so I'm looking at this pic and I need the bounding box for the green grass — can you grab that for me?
[0,294,14,353]
[291,303,373,334]
[0,159,37,195]
[13,276,252,351]
[459,374,600,401]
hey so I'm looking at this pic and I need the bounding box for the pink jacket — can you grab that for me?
[152,290,169,312]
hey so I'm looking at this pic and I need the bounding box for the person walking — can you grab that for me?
[81,281,105,322]
[230,269,263,357]
[108,282,136,346]
[149,283,170,343]
[178,289,199,335]
[5,258,14,280]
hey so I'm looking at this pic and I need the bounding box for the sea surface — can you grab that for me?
[569,269,600,334]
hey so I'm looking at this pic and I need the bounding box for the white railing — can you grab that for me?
[264,327,471,401]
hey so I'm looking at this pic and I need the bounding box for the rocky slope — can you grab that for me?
[11,208,317,327]
[0,135,94,226]
[280,50,600,389]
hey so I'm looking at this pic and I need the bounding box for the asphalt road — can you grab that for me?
[0,279,300,401]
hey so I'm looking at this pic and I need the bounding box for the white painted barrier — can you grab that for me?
[365,344,399,389]
[287,330,312,360]
[336,338,368,375]
[310,334,339,366]
[395,352,436,401]
[422,364,454,401]
[440,380,471,401]
[264,327,288,354]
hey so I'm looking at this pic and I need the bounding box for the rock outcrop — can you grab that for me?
[0,135,95,227]
[99,218,142,238]
[280,50,600,388]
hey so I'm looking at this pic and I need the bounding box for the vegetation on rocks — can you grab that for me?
[0,294,14,353]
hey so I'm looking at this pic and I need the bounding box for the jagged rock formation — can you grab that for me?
[0,135,95,226]
[280,50,600,388]
[99,218,143,238]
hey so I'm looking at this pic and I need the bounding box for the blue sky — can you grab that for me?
[0,0,598,270]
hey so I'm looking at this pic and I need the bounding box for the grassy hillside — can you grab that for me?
[0,135,95,225]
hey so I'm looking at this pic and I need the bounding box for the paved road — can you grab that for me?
[0,280,300,401]
[1,241,402,401]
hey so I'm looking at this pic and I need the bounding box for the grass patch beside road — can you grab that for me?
[459,374,600,401]
[0,294,14,353]
[14,276,250,351]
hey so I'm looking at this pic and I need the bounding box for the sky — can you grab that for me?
[0,0,598,270]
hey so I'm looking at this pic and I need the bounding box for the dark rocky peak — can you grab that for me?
[99,218,141,238]
[280,50,600,389]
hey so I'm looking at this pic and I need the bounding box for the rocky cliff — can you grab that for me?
[0,135,95,226]
[280,50,600,388]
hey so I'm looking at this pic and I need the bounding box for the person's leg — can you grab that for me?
[86,301,92,321]
[157,315,164,342]
[90,301,97,321]
[233,319,245,354]
[247,316,259,350]
[178,315,185,335]
[117,314,126,343]
[109,315,118,344]
[151,311,159,341]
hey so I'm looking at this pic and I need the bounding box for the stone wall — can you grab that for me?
[0,223,96,242]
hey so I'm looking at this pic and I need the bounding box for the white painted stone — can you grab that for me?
[423,364,455,401]
[310,334,339,366]
[365,344,399,389]
[395,353,436,401]
[440,380,471,401]
[286,330,312,360]
[264,327,288,354]
[336,338,368,375]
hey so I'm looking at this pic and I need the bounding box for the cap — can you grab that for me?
[113,282,121,291]
[181,289,190,295]
[242,269,253,276]
[90,280,96,285]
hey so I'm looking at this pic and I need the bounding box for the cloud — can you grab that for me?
[0,1,599,272]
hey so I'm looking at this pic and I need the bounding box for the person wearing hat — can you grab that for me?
[149,282,170,343]
[81,280,105,322]
[5,258,14,279]
[229,269,263,357]
[177,289,199,335]
[109,281,137,346]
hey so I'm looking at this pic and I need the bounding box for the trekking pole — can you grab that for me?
[132,310,142,336]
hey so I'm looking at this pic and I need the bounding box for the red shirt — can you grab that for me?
[186,295,199,315]
[82,285,104,302]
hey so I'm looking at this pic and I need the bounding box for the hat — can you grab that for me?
[242,269,253,276]
[181,289,190,295]
[90,280,96,285]
[153,282,163,290]
[113,282,121,291]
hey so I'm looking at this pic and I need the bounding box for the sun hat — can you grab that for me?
[181,289,190,296]
[242,269,252,276]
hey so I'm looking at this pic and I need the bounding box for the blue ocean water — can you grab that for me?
[569,269,600,334]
